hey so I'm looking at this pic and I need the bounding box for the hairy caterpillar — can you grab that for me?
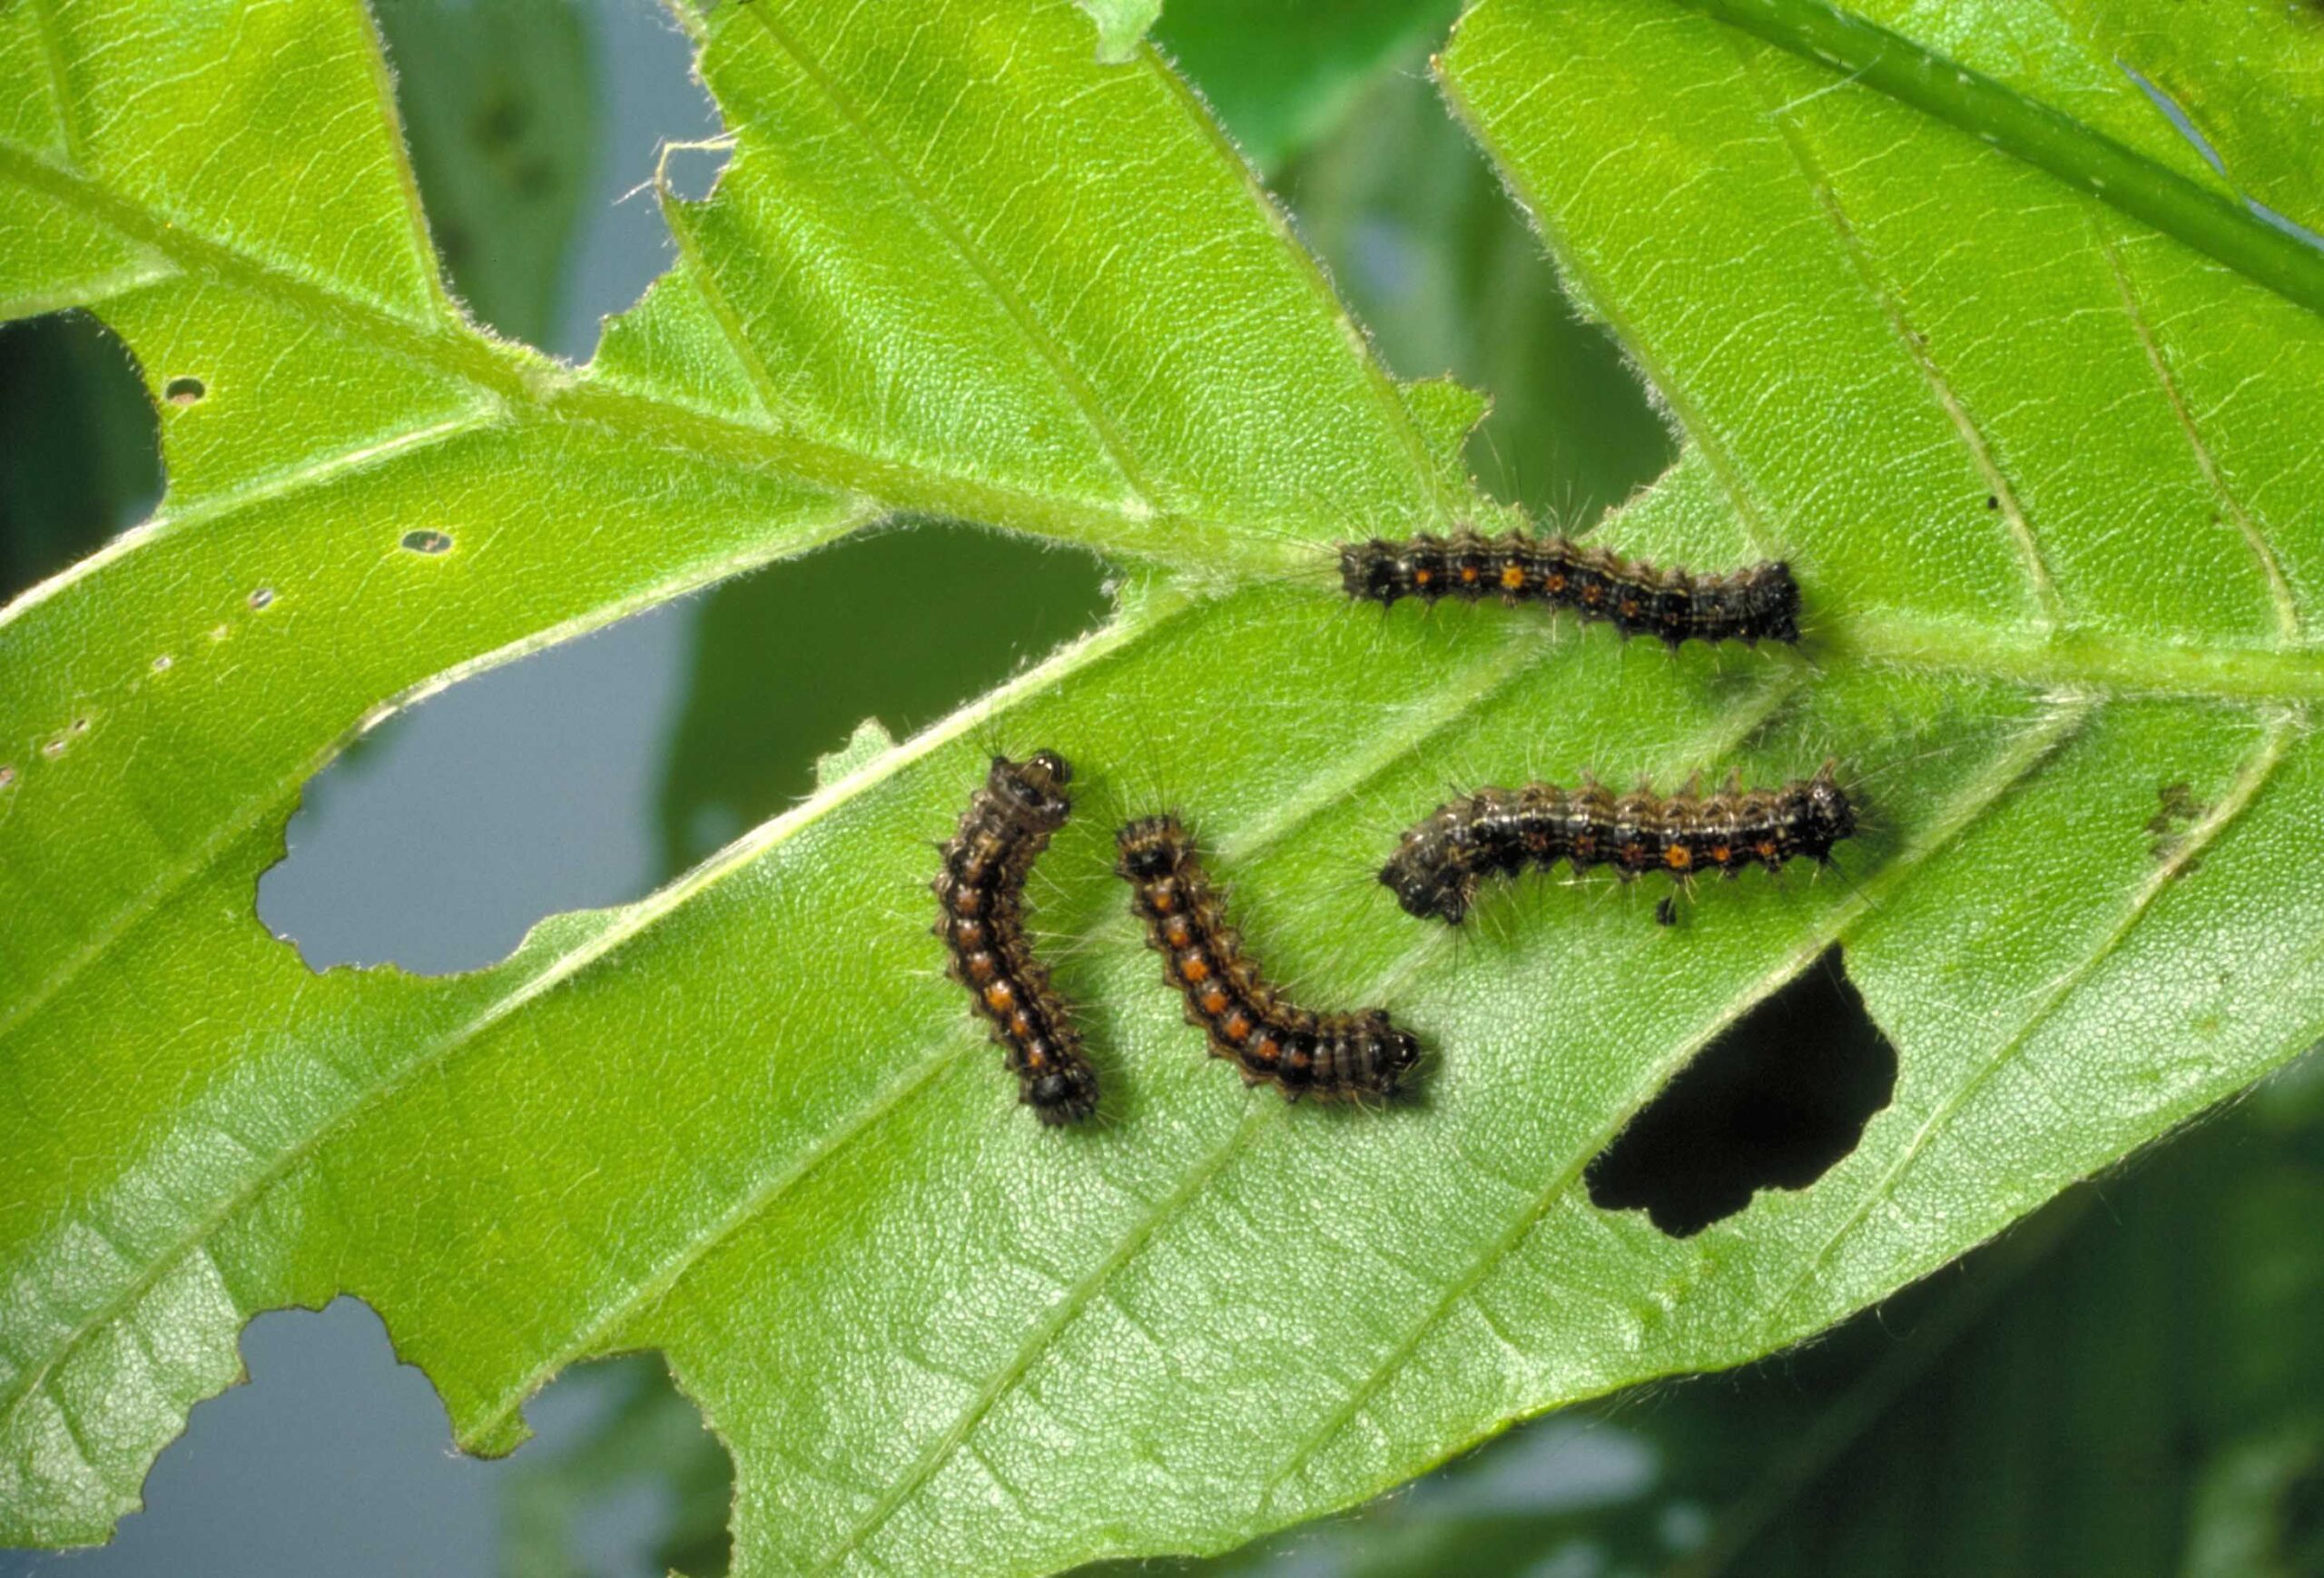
[1118,814,1421,1100]
[932,751,1100,1124]
[1381,764,1856,924]
[1339,529,1798,647]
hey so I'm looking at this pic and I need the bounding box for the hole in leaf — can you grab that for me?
[1270,41,1672,526]
[249,587,276,611]
[259,522,1108,974]
[505,1352,736,1577]
[260,597,700,974]
[663,522,1111,866]
[11,1297,729,1577]
[402,528,456,555]
[0,311,164,600]
[1586,946,1896,1238]
[372,0,723,359]
[0,765,15,788]
[164,375,207,406]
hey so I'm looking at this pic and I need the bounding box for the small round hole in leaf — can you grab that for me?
[401,529,454,556]
[164,376,206,406]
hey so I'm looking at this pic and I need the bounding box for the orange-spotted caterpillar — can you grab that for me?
[1118,814,1420,1100]
[1340,529,1798,647]
[933,751,1100,1124]
[1382,764,1855,924]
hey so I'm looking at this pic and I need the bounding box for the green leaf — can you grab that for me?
[4,3,2323,1576]
[1129,1060,2324,1575]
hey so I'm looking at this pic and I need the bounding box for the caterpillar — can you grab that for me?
[1117,814,1421,1100]
[1338,529,1798,647]
[1381,764,1856,924]
[932,751,1100,1124]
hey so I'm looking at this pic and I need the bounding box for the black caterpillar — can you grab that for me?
[1381,764,1856,924]
[932,751,1100,1124]
[1118,814,1421,1100]
[1339,529,1798,647]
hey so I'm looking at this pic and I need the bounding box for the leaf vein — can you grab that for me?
[1734,35,2062,628]
[1758,707,2299,1333]
[732,3,1161,515]
[2093,214,2301,642]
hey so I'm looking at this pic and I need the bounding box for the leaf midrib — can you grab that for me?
[0,137,1295,598]
[7,133,2320,701]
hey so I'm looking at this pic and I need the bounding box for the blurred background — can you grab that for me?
[4,1,2322,1573]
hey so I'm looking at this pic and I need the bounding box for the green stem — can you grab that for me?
[1671,0,2324,320]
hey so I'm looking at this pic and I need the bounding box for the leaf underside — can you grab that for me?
[3,1,2322,1573]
